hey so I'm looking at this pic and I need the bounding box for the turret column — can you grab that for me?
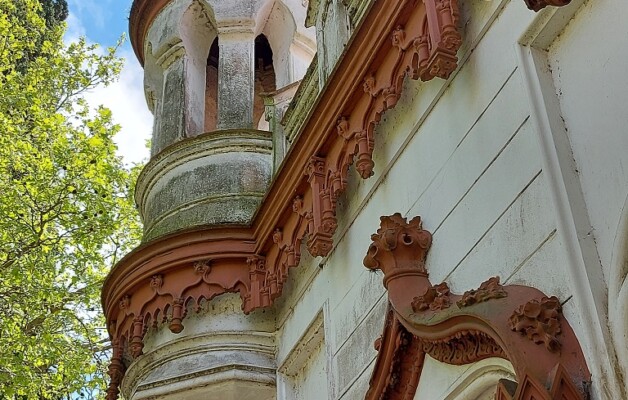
[217,26,255,129]
[152,38,208,156]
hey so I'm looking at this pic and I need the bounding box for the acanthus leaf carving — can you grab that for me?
[457,276,508,308]
[524,0,571,12]
[419,330,506,365]
[508,296,563,352]
[364,213,432,287]
[412,282,451,312]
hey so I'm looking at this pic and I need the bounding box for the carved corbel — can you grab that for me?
[364,214,590,400]
[424,0,462,79]
[306,156,336,257]
[245,256,269,310]
[106,339,125,400]
[105,257,251,396]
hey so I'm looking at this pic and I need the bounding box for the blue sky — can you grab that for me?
[67,0,133,47]
[66,0,153,165]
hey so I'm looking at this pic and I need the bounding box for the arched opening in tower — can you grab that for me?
[254,34,276,130]
[204,37,219,132]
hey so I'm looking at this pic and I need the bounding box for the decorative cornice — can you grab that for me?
[364,214,590,400]
[130,0,171,65]
[108,0,576,396]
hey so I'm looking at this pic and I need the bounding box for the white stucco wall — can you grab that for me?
[272,0,627,399]
[546,0,628,392]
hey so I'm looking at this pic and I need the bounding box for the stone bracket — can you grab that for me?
[364,214,590,400]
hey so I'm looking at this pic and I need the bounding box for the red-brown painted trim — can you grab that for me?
[367,308,426,400]
[129,0,171,65]
[364,214,590,400]
[249,0,463,312]
[127,0,571,65]
[106,0,574,397]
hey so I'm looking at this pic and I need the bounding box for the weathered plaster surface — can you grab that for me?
[120,0,628,398]
[137,129,272,241]
[272,1,626,399]
[123,294,277,400]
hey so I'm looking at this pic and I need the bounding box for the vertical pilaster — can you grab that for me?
[217,27,255,129]
[152,40,207,156]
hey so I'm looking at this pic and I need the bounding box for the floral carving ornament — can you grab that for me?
[508,296,563,352]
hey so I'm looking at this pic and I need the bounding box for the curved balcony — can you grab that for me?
[136,129,273,242]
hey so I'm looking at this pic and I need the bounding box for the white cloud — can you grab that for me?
[84,49,153,166]
[64,12,86,43]
[65,12,153,166]
[66,0,107,29]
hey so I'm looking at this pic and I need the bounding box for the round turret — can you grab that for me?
[131,0,315,241]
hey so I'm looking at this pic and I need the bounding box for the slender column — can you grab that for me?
[152,41,206,156]
[217,27,255,129]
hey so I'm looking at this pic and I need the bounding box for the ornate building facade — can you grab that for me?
[102,0,628,399]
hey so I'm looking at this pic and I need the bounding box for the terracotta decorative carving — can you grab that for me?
[364,213,432,286]
[194,260,211,277]
[306,156,336,257]
[524,0,571,12]
[412,282,451,312]
[495,365,583,400]
[419,330,506,365]
[367,308,426,400]
[457,276,508,308]
[106,0,577,395]
[508,296,563,352]
[105,339,125,400]
[364,214,590,400]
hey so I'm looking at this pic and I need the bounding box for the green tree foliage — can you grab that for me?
[0,0,142,397]
[40,0,69,28]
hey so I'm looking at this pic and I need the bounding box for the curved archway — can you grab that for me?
[254,34,277,130]
[179,0,217,137]
[204,37,219,131]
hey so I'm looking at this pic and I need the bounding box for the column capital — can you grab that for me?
[217,20,255,39]
[154,40,186,70]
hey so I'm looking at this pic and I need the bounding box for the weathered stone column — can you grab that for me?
[152,41,207,155]
[217,27,255,130]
